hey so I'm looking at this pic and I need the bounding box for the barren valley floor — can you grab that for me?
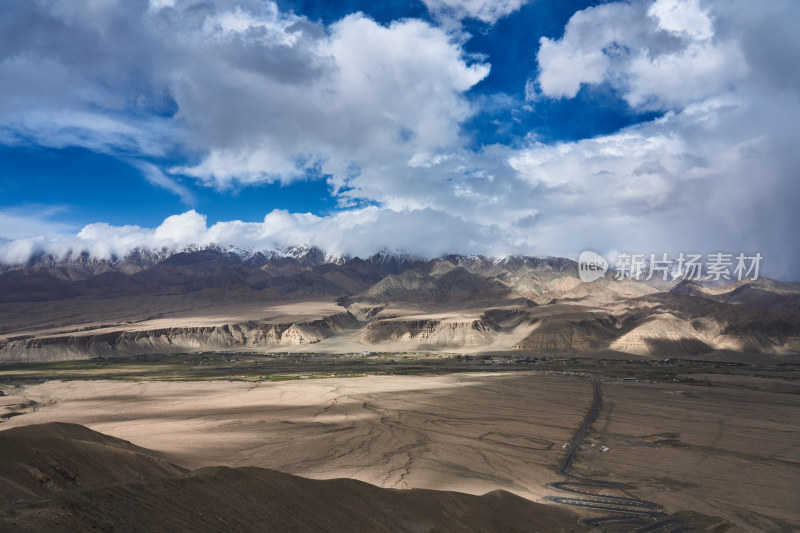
[2,364,799,532]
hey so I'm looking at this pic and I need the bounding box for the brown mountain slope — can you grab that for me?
[0,422,187,502]
[0,423,586,533]
[670,278,800,311]
[513,313,617,353]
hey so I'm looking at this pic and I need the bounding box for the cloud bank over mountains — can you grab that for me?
[0,208,514,264]
[1,0,799,278]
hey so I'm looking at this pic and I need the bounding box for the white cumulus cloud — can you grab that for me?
[422,0,532,24]
[533,0,747,110]
[1,1,488,190]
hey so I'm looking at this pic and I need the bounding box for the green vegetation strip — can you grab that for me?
[0,353,798,389]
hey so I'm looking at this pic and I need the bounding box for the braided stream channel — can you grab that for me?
[548,380,695,532]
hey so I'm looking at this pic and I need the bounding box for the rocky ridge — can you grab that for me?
[1,247,799,361]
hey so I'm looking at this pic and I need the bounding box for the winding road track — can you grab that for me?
[548,380,695,532]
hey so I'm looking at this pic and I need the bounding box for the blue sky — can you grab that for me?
[1,0,799,279]
[2,0,621,229]
[0,145,336,228]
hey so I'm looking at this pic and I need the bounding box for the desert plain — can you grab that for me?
[2,367,799,531]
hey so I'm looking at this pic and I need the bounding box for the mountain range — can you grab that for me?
[1,246,799,362]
